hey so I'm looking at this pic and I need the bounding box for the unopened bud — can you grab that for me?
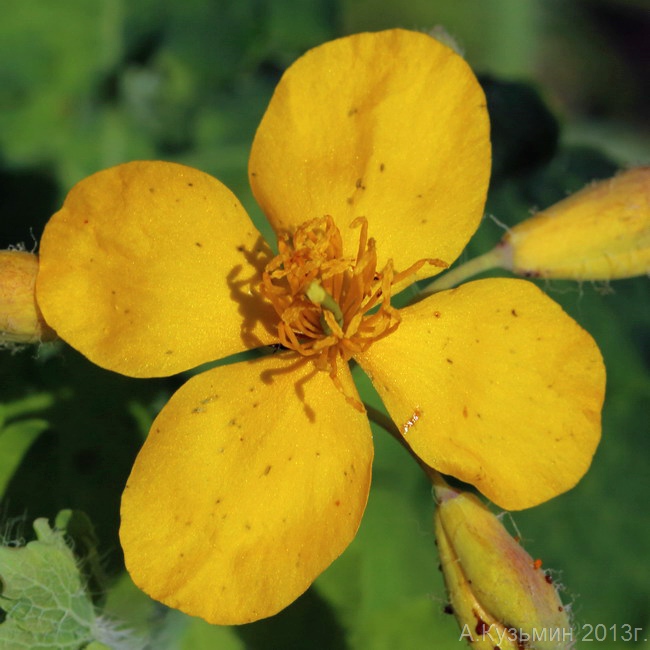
[0,250,56,345]
[435,485,572,650]
[500,167,650,280]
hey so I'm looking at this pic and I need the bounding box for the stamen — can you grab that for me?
[260,215,439,408]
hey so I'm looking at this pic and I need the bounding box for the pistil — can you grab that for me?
[305,281,344,335]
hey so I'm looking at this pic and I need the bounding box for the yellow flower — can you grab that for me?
[34,30,605,624]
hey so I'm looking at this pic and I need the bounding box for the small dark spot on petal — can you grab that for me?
[264,465,272,475]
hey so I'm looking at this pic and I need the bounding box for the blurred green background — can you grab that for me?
[1,1,648,648]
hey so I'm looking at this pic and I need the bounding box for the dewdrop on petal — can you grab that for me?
[499,167,650,281]
[434,484,572,650]
[0,250,56,345]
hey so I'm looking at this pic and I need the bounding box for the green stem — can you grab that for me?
[420,247,507,295]
[365,403,441,485]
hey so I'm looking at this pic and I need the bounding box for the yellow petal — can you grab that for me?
[120,352,373,624]
[503,167,650,280]
[249,30,490,284]
[37,161,278,377]
[356,278,604,510]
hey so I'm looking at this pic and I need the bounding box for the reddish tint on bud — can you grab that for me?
[434,484,573,650]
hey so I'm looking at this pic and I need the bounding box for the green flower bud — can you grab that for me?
[435,485,572,650]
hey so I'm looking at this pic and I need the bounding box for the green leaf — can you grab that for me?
[0,517,96,649]
[179,617,245,650]
[55,510,110,607]
[0,393,53,497]
[0,418,48,498]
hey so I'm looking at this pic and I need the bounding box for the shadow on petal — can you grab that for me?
[226,235,278,350]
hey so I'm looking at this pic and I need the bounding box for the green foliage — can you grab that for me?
[0,514,139,649]
[0,393,52,497]
[1,0,648,648]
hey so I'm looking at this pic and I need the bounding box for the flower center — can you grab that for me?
[260,216,443,410]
